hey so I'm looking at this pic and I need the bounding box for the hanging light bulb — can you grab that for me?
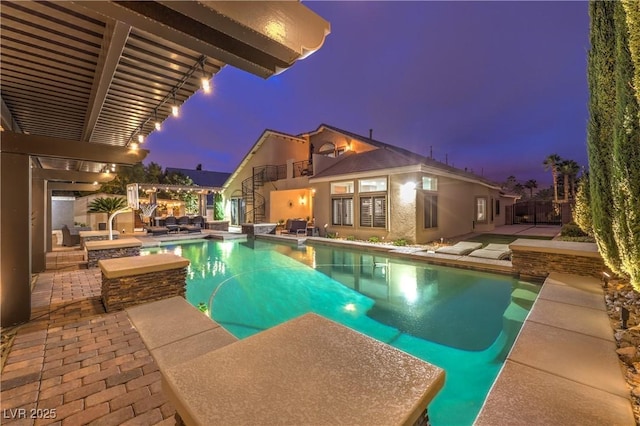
[138,133,144,143]
[130,142,139,151]
[200,62,211,94]
[154,109,161,131]
[172,93,179,117]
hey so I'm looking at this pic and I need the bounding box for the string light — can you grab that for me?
[172,91,179,117]
[154,109,161,131]
[125,55,212,147]
[200,61,211,94]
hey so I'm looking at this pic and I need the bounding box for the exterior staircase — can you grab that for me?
[241,165,286,223]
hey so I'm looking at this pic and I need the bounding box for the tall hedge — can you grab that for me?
[612,1,640,289]
[573,175,593,236]
[587,0,621,273]
[622,0,640,111]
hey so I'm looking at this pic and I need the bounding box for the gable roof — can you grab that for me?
[166,168,231,188]
[223,129,305,189]
[307,124,501,189]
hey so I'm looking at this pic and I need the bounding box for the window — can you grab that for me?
[422,176,438,191]
[332,198,353,226]
[476,197,487,223]
[359,177,387,193]
[331,181,354,194]
[319,142,336,157]
[424,195,438,228]
[495,199,501,216]
[360,196,386,228]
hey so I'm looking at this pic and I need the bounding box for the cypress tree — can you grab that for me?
[612,1,640,289]
[587,0,621,273]
[622,0,640,110]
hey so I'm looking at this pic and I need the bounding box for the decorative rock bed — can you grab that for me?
[99,253,189,312]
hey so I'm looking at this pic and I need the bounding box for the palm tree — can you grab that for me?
[524,179,538,198]
[543,154,562,203]
[558,160,581,202]
[88,196,128,216]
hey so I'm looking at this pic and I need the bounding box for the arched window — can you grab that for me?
[318,142,336,157]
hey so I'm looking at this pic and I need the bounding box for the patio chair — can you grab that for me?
[164,216,179,233]
[191,215,204,228]
[177,216,201,234]
[61,224,80,246]
[435,241,483,256]
[468,244,512,261]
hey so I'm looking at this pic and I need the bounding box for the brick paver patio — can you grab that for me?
[1,269,176,425]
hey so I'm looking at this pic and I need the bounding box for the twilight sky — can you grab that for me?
[146,1,590,187]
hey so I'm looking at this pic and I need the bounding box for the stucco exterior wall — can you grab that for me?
[270,188,313,223]
[223,133,310,223]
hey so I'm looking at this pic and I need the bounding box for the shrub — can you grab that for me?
[392,239,408,246]
[573,175,593,235]
[346,235,356,241]
[368,236,381,243]
[561,222,589,238]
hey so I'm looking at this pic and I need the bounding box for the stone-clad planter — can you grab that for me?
[99,253,189,312]
[510,239,610,280]
[85,238,142,268]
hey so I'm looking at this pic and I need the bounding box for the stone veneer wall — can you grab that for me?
[81,234,119,247]
[88,247,140,268]
[511,249,610,280]
[206,221,229,231]
[241,223,276,236]
[102,267,186,312]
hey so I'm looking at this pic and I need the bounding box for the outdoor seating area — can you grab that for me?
[144,215,204,235]
[281,219,308,236]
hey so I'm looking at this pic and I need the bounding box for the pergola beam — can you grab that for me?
[33,169,115,183]
[47,182,103,191]
[0,95,22,133]
[75,1,329,78]
[81,20,131,143]
[1,132,148,164]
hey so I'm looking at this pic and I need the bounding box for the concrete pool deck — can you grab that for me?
[2,236,633,425]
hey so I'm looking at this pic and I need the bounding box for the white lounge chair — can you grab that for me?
[435,241,483,256]
[468,243,512,260]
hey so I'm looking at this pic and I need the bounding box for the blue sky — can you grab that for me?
[146,1,590,186]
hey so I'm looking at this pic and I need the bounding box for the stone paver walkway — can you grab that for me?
[1,269,175,426]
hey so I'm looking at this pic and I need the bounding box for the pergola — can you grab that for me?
[0,1,330,326]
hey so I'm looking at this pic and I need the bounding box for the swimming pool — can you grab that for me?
[142,239,539,425]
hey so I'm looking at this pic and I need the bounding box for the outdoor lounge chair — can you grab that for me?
[435,241,483,256]
[164,216,179,233]
[468,244,512,261]
[144,225,169,236]
[177,216,201,233]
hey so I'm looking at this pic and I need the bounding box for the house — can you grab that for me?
[223,124,517,243]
